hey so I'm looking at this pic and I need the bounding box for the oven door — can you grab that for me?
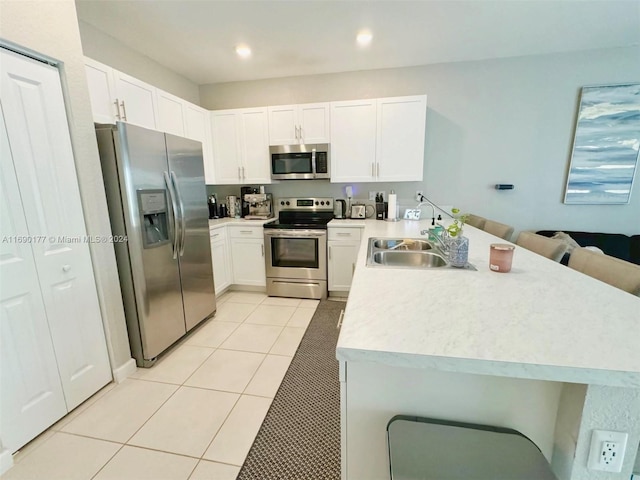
[264,229,327,281]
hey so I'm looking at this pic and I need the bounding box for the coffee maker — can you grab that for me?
[243,193,273,219]
[241,186,258,217]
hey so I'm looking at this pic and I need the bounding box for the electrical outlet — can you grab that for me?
[369,191,377,200]
[416,190,423,202]
[587,430,628,472]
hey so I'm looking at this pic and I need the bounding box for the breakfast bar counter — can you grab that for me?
[336,218,640,480]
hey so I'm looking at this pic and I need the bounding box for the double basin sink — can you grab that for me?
[366,237,475,270]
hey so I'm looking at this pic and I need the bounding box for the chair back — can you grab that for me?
[569,247,640,296]
[466,214,486,229]
[483,220,514,241]
[516,232,567,262]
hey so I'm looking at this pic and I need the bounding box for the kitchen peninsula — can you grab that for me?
[334,218,640,480]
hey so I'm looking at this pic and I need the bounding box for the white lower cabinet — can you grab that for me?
[328,227,362,293]
[1,49,111,456]
[228,226,266,286]
[210,226,231,294]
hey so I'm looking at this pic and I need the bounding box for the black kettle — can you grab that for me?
[335,199,347,219]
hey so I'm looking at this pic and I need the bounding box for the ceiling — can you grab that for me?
[75,1,640,85]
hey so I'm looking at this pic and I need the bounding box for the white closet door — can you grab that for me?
[0,106,67,454]
[0,49,111,410]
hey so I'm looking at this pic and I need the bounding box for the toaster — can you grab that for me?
[351,205,366,219]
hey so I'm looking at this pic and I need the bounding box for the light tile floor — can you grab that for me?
[4,292,319,480]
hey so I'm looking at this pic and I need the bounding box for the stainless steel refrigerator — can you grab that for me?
[96,122,216,367]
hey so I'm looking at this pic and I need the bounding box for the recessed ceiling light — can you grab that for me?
[356,31,373,46]
[235,45,252,58]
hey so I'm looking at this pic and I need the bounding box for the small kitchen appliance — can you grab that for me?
[226,195,238,218]
[208,194,218,219]
[240,186,258,217]
[334,199,347,219]
[244,193,273,220]
[351,204,366,219]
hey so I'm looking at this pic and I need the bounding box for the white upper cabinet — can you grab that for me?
[157,90,186,136]
[184,104,215,184]
[210,107,270,185]
[330,99,377,183]
[330,95,427,183]
[84,57,158,130]
[85,57,119,124]
[112,70,158,130]
[268,103,330,145]
[376,95,427,182]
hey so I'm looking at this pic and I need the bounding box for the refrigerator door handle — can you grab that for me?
[171,171,186,256]
[164,171,179,259]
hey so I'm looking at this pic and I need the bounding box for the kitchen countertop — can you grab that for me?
[336,218,640,388]
[209,217,275,229]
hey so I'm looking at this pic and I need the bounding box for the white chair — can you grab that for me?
[466,214,486,229]
[516,232,567,262]
[569,247,640,296]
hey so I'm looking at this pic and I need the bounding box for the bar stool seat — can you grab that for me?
[387,416,557,480]
[516,231,567,262]
[569,247,640,296]
[483,219,514,241]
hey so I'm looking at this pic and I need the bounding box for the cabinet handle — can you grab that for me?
[337,309,345,329]
[299,126,303,140]
[328,246,332,260]
[240,230,252,234]
[261,244,264,256]
[114,98,121,120]
[211,233,219,238]
[119,100,127,121]
[352,263,355,275]
[336,232,351,236]
[242,166,246,179]
[371,162,375,177]
[238,167,241,180]
[377,162,380,177]
[62,264,71,272]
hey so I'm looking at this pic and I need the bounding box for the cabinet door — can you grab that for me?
[185,104,215,184]
[1,50,111,411]
[238,108,271,184]
[210,231,231,294]
[328,241,359,291]
[113,70,158,130]
[230,239,266,286]
[330,100,377,183]
[376,95,426,182]
[299,103,330,144]
[157,90,186,136]
[211,110,242,184]
[268,105,297,145]
[84,57,118,124]
[0,101,67,454]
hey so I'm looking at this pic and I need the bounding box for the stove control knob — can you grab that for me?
[320,201,325,205]
[286,201,290,206]
[326,200,331,205]
[315,201,319,205]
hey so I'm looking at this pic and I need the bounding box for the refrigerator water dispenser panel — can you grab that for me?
[138,189,169,248]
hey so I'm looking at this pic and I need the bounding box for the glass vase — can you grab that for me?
[448,235,469,267]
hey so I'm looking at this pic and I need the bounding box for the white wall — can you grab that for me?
[78,20,200,105]
[0,0,132,371]
[201,47,640,236]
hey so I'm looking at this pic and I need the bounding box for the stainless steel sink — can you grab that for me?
[366,237,476,270]
[372,251,447,267]
[373,239,433,251]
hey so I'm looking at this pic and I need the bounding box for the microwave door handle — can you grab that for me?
[311,148,316,179]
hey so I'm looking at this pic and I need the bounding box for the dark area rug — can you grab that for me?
[237,299,345,480]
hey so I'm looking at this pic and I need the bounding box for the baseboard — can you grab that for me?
[112,358,137,383]
[0,447,14,476]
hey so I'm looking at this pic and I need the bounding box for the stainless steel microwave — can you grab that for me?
[270,144,330,180]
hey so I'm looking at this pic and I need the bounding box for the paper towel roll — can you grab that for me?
[387,193,397,220]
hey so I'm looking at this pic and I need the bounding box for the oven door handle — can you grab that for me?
[264,230,326,238]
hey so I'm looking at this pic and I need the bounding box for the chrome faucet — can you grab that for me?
[421,227,450,253]
[416,202,436,225]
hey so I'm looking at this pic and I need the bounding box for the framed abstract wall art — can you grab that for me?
[564,82,640,204]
